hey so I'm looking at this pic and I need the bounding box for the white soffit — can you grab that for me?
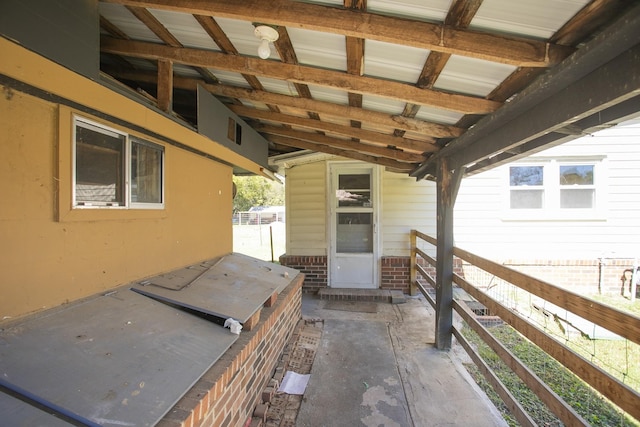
[364,40,430,83]
[287,27,347,71]
[470,0,590,39]
[434,55,517,97]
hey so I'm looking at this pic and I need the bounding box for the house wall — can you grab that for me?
[454,121,640,294]
[0,38,264,320]
[280,159,437,292]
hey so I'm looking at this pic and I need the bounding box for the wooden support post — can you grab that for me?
[409,230,417,296]
[157,59,173,113]
[435,158,463,350]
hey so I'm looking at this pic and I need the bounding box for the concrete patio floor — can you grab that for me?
[296,293,508,427]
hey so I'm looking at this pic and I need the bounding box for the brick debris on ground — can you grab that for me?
[248,318,324,427]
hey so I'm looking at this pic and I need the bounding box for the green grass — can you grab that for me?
[232,223,286,262]
[462,324,639,426]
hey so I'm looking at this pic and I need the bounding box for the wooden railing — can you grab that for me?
[410,229,640,425]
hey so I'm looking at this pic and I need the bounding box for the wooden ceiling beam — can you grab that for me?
[229,104,438,153]
[157,59,173,112]
[126,6,217,84]
[551,0,630,46]
[395,0,484,137]
[101,0,573,67]
[104,68,465,137]
[273,27,321,122]
[101,37,500,114]
[257,125,425,162]
[264,134,416,171]
[344,0,366,134]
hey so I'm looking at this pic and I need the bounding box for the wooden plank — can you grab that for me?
[132,253,297,323]
[454,273,640,421]
[254,122,435,155]
[256,126,426,162]
[102,0,573,66]
[452,326,538,427]
[410,230,417,296]
[416,264,435,288]
[139,259,218,290]
[453,246,640,346]
[415,247,435,266]
[103,70,465,138]
[414,229,437,246]
[453,300,589,426]
[415,280,436,309]
[263,134,415,172]
[100,37,501,114]
[0,290,238,427]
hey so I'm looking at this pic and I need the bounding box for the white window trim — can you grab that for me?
[501,156,607,221]
[73,115,165,210]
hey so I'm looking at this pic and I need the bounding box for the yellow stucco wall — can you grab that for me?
[0,38,259,320]
[0,87,233,320]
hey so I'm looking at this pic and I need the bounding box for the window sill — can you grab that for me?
[57,206,167,222]
[501,210,607,222]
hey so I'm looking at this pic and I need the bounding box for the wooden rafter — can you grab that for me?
[102,69,465,138]
[101,0,573,67]
[229,105,437,153]
[264,134,415,171]
[100,37,500,114]
[256,125,425,163]
[273,27,321,123]
[125,5,216,87]
[344,0,366,135]
[395,0,484,138]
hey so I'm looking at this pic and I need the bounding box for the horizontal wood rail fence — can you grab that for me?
[410,229,640,424]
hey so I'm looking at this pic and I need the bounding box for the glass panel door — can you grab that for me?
[330,165,377,288]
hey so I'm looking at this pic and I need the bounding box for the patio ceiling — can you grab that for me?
[98,0,640,179]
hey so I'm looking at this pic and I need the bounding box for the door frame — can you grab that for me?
[327,161,380,288]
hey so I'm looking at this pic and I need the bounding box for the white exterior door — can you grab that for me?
[329,163,378,288]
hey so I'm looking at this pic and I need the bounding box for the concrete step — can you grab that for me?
[317,288,406,304]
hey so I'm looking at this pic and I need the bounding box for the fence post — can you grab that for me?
[410,230,417,296]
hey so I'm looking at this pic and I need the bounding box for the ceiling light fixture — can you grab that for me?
[254,25,279,59]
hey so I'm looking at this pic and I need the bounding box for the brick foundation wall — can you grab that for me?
[157,273,304,427]
[279,255,327,293]
[381,257,411,293]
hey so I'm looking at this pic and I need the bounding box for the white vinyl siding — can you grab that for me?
[455,120,640,260]
[285,162,327,255]
[381,170,436,256]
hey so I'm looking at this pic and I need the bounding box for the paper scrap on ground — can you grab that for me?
[278,371,310,395]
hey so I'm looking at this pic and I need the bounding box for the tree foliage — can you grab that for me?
[233,175,284,213]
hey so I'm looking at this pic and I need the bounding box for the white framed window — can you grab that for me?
[504,158,605,220]
[73,116,164,209]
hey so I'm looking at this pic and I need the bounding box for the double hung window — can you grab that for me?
[507,159,603,218]
[74,117,164,209]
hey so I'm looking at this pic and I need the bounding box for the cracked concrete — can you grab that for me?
[296,293,507,427]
